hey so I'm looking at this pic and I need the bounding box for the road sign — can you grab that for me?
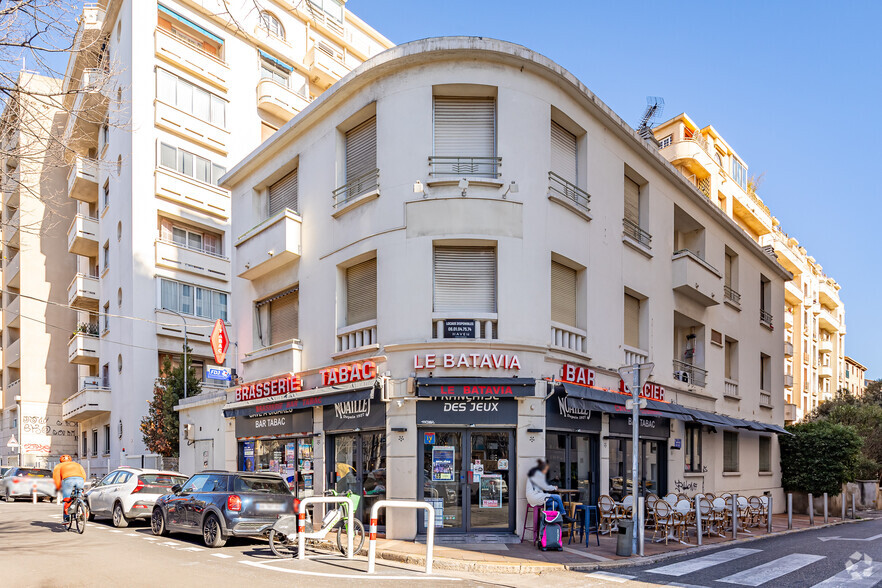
[206,365,231,381]
[210,319,229,365]
[7,435,19,448]
[625,398,648,410]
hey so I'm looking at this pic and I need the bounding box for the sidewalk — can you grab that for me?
[370,512,880,574]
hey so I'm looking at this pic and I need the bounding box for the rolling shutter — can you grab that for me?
[345,116,377,184]
[268,290,298,345]
[550,121,577,184]
[724,253,734,288]
[268,169,298,216]
[346,258,377,325]
[433,97,495,158]
[433,247,496,313]
[550,261,577,326]
[624,293,640,348]
[624,176,640,225]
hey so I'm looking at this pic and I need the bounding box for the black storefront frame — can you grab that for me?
[417,427,517,535]
[325,429,387,526]
[545,430,600,506]
[607,414,670,500]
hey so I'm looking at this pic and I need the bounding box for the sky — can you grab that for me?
[348,0,882,378]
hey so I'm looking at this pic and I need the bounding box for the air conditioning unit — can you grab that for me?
[183,424,194,441]
[674,371,691,384]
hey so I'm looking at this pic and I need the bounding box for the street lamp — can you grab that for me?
[165,309,189,399]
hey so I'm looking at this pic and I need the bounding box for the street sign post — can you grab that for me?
[7,435,19,448]
[210,320,229,365]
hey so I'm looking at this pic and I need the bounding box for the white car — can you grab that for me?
[1,467,56,501]
[86,467,188,527]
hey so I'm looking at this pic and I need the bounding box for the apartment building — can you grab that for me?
[843,356,868,397]
[0,73,78,467]
[56,0,391,475]
[653,114,847,423]
[178,38,791,539]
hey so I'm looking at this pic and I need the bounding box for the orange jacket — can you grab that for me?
[53,461,87,490]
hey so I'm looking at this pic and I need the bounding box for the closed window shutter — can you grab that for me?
[624,293,640,348]
[624,176,640,225]
[269,291,298,344]
[346,116,377,184]
[268,169,298,216]
[550,261,577,326]
[550,121,577,184]
[346,258,377,325]
[433,97,495,158]
[724,432,739,472]
[433,247,496,313]
[725,254,733,288]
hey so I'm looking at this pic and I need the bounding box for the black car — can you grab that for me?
[150,471,296,547]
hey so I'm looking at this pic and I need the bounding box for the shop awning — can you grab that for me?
[416,377,535,398]
[223,384,375,418]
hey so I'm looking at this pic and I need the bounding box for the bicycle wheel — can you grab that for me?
[336,518,364,555]
[65,501,74,531]
[74,500,86,534]
[268,530,297,558]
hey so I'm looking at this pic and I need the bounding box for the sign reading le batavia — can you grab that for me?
[413,353,521,370]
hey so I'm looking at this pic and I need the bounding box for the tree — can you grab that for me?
[864,379,882,404]
[807,395,882,481]
[140,346,201,458]
[780,420,863,496]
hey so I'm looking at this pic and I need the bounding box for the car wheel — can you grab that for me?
[202,514,226,548]
[151,508,169,537]
[87,500,95,522]
[4,489,12,502]
[112,502,129,528]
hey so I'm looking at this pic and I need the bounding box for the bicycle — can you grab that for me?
[65,486,88,534]
[267,490,365,558]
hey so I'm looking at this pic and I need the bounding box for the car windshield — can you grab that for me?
[18,469,52,478]
[140,474,188,486]
[233,476,290,494]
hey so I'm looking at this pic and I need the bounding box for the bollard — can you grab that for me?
[637,496,645,557]
[32,485,37,504]
[851,492,856,519]
[731,493,738,540]
[767,496,773,534]
[808,493,814,525]
[841,492,846,520]
[823,493,828,523]
[695,495,703,546]
[787,493,793,530]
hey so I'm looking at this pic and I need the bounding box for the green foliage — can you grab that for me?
[139,346,200,457]
[780,420,863,495]
[854,455,882,482]
[808,387,882,482]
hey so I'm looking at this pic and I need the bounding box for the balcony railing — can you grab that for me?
[622,218,651,247]
[760,392,773,407]
[724,379,739,398]
[548,171,590,213]
[332,168,379,209]
[760,309,774,328]
[724,285,741,305]
[336,319,378,354]
[550,323,586,354]
[428,156,501,178]
[75,322,100,336]
[672,359,707,387]
[624,347,648,366]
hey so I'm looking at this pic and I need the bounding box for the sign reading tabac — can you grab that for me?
[210,319,229,364]
[235,374,302,402]
[320,360,377,387]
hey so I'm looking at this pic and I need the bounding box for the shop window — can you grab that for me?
[256,288,299,347]
[345,258,377,325]
[156,68,226,127]
[432,95,497,177]
[258,11,284,39]
[723,431,739,473]
[759,436,771,473]
[550,120,577,185]
[684,424,701,473]
[268,168,298,217]
[433,246,496,313]
[157,4,224,60]
[550,260,577,327]
[623,292,642,349]
[159,217,222,256]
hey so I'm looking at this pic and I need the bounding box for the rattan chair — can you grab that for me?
[598,494,622,535]
[653,499,682,545]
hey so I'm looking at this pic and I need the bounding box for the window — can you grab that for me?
[623,174,649,245]
[160,278,227,321]
[102,243,109,271]
[117,154,122,175]
[103,425,111,454]
[725,338,738,380]
[157,4,224,59]
[724,249,739,302]
[759,436,771,473]
[103,302,110,332]
[550,260,577,327]
[344,116,377,192]
[156,69,226,127]
[268,168,298,217]
[182,474,210,492]
[91,430,98,457]
[723,431,739,472]
[309,0,344,23]
[760,353,771,391]
[658,134,672,148]
[159,218,222,256]
[433,246,496,313]
[82,434,88,457]
[258,11,284,38]
[260,55,290,86]
[102,181,110,209]
[433,96,496,176]
[158,142,226,185]
[684,424,701,473]
[550,121,577,185]
[117,354,123,373]
[259,289,298,346]
[623,293,641,348]
[731,159,747,191]
[102,121,109,146]
[760,275,772,325]
[346,257,377,326]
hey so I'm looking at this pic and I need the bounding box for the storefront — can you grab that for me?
[544,389,602,506]
[607,414,670,500]
[415,377,533,534]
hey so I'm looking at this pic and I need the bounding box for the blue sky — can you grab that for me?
[349,0,882,378]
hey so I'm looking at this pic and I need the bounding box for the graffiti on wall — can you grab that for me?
[21,414,77,455]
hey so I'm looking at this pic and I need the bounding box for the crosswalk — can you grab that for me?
[589,547,882,587]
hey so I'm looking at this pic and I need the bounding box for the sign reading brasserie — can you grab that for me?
[236,374,302,402]
[413,353,521,370]
[234,360,378,404]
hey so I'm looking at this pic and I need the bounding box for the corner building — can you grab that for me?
[205,38,792,539]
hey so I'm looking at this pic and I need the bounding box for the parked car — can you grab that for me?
[151,471,296,547]
[85,467,187,527]
[1,467,56,501]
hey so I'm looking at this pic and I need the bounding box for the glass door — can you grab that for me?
[467,431,512,531]
[608,438,664,500]
[331,432,387,525]
[422,431,464,532]
[546,432,598,505]
[640,440,661,497]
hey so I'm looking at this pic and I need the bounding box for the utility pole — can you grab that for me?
[618,362,653,557]
[166,310,189,398]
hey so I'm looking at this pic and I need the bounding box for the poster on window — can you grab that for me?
[243,441,255,472]
[423,498,444,528]
[285,442,296,464]
[480,474,503,508]
[432,446,455,482]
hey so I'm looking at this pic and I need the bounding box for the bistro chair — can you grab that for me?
[712,497,731,532]
[703,492,715,501]
[677,493,690,503]
[663,493,678,506]
[674,499,694,543]
[598,495,622,535]
[758,495,770,526]
[748,496,764,527]
[698,496,717,537]
[652,500,682,545]
[645,493,659,529]
[736,496,752,532]
[620,495,635,518]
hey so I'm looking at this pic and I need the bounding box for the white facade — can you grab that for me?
[209,38,792,539]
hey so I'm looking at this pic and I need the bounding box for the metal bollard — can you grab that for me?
[767,496,773,534]
[787,493,793,530]
[808,493,814,525]
[851,493,856,519]
[823,493,828,523]
[841,492,846,520]
[731,493,738,540]
[695,495,703,546]
[637,496,645,557]
[32,486,37,504]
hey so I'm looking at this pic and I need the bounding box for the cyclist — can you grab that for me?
[52,455,86,523]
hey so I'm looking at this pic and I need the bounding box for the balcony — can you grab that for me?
[784,280,803,305]
[819,365,833,379]
[760,309,774,330]
[155,167,230,219]
[154,27,229,90]
[429,156,501,179]
[624,346,648,366]
[759,392,773,408]
[306,45,350,88]
[661,136,715,178]
[547,172,591,219]
[784,374,794,388]
[818,280,839,307]
[68,327,100,365]
[5,378,20,401]
[68,156,99,202]
[2,170,20,208]
[2,131,19,168]
[336,320,379,357]
[65,4,105,83]
[71,67,109,118]
[62,377,111,422]
[671,250,722,306]
[724,379,739,398]
[256,79,310,122]
[4,252,20,288]
[235,210,301,279]
[4,294,20,329]
[432,315,498,341]
[155,239,230,283]
[818,307,841,333]
[154,100,229,155]
[724,285,741,308]
[549,323,587,356]
[67,214,99,257]
[672,359,707,387]
[5,337,20,369]
[784,403,798,423]
[784,341,794,357]
[819,339,833,353]
[785,309,794,326]
[68,273,99,311]
[242,339,303,383]
[332,169,380,216]
[154,310,218,355]
[4,207,20,248]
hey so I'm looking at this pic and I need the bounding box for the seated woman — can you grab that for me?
[526,459,575,523]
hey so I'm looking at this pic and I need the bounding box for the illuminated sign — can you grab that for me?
[235,374,301,402]
[320,360,377,387]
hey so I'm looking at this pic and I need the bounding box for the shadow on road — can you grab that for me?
[30,520,68,534]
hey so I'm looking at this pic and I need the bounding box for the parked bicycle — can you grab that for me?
[267,490,364,557]
[66,486,88,534]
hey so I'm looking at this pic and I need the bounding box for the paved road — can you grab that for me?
[582,516,882,588]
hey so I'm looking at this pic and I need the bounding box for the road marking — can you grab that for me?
[583,571,635,583]
[239,559,463,581]
[562,547,610,561]
[811,561,882,587]
[718,553,826,586]
[211,553,233,559]
[180,547,204,552]
[648,548,762,576]
[161,541,180,546]
[819,533,882,543]
[142,536,159,541]
[108,529,124,533]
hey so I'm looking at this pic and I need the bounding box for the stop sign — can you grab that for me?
[210,319,229,365]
